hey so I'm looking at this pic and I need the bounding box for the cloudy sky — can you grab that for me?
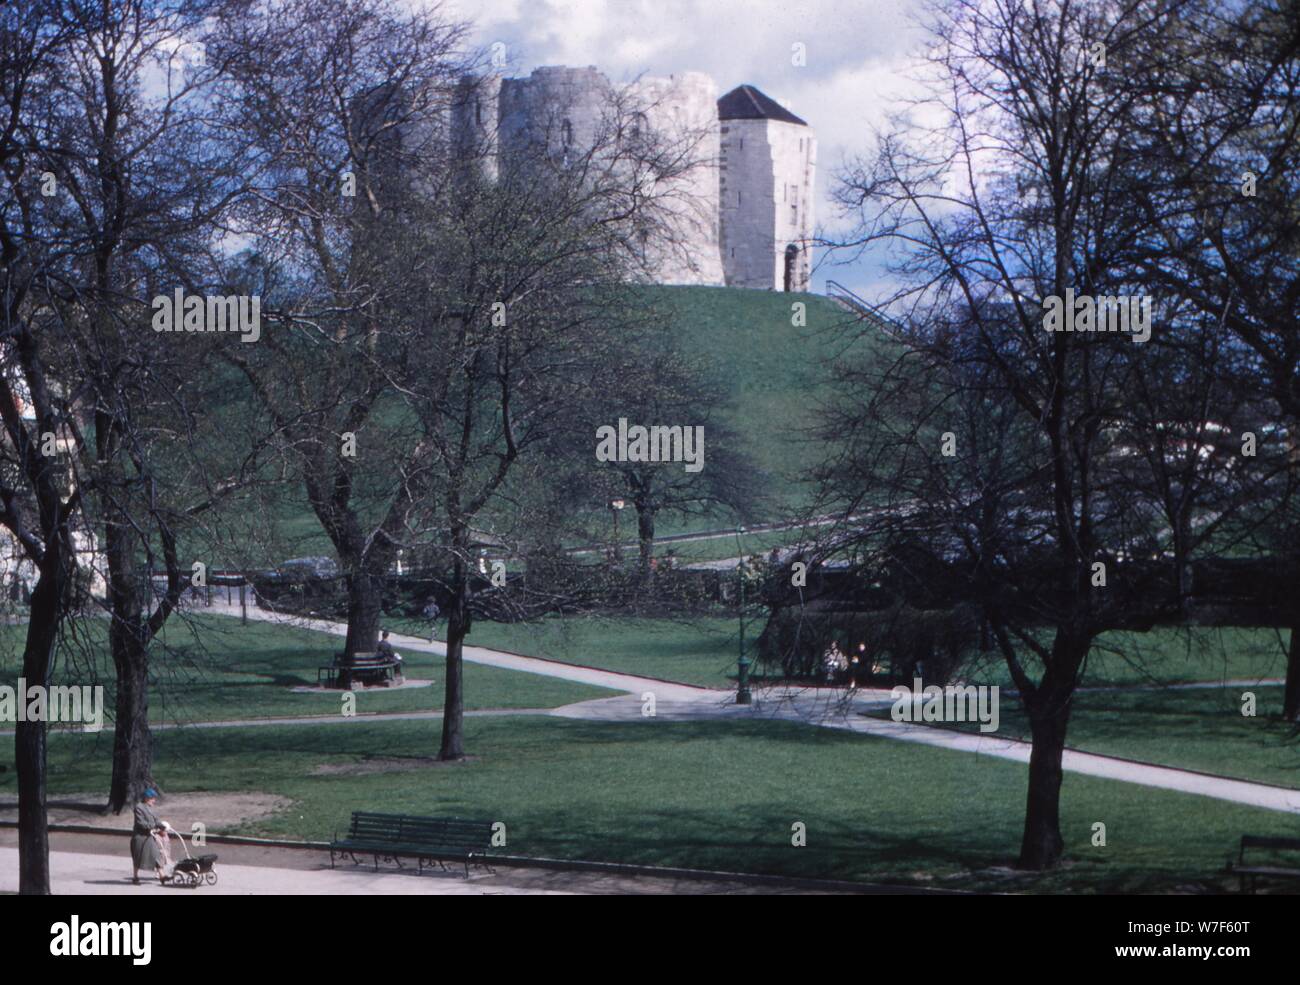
[439,0,929,293]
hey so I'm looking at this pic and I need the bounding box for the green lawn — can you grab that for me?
[388,614,743,689]
[650,526,810,564]
[16,713,1299,893]
[857,625,1298,788]
[0,614,616,724]
[385,618,1292,696]
[957,626,1290,688]
[875,682,1300,790]
[394,613,1300,790]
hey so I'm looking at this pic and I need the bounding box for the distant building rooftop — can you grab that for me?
[717,84,807,126]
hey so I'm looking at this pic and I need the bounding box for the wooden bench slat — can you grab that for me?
[317,653,402,687]
[1241,835,1300,851]
[1230,834,1300,894]
[331,811,493,875]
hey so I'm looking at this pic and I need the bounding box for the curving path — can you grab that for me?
[140,603,1300,815]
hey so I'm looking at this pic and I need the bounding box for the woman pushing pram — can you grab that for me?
[130,787,175,885]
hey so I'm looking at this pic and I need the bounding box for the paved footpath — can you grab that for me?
[0,833,839,895]
[188,604,1300,815]
[206,602,706,699]
[0,845,574,895]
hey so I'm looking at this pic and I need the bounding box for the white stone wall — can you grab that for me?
[629,71,724,285]
[497,65,613,160]
[767,119,817,291]
[449,67,816,291]
[452,74,501,180]
[719,118,775,289]
[720,119,816,290]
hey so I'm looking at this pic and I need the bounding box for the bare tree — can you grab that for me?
[221,0,713,760]
[0,0,85,894]
[218,0,471,685]
[823,0,1252,868]
[554,330,767,582]
[1129,0,1300,717]
[27,0,274,812]
[416,87,714,759]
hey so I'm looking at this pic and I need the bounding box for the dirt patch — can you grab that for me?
[312,755,480,777]
[0,790,293,834]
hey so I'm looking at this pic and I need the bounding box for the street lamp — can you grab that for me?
[735,525,752,705]
[610,498,626,564]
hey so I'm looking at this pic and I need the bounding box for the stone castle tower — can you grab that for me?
[453,67,816,292]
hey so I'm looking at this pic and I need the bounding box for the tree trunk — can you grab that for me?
[438,554,469,760]
[636,505,655,583]
[15,716,49,895]
[108,649,152,813]
[1016,627,1085,870]
[105,510,153,814]
[1019,692,1070,869]
[16,558,66,895]
[340,562,385,689]
[1283,623,1300,722]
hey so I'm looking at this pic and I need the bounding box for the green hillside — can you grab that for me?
[216,285,874,563]
[640,285,864,528]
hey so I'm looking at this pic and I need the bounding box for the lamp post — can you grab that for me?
[610,498,626,564]
[735,525,751,705]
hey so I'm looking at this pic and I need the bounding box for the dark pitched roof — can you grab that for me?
[717,84,807,126]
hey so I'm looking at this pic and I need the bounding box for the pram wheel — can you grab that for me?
[204,870,218,886]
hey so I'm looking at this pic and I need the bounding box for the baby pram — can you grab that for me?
[168,828,219,888]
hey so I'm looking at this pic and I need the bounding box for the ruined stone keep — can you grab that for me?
[453,67,817,292]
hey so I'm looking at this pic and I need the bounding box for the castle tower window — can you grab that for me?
[783,245,799,292]
[561,119,573,148]
[475,100,483,126]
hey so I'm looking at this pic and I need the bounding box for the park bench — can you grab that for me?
[316,652,401,688]
[1227,835,1300,894]
[329,811,496,877]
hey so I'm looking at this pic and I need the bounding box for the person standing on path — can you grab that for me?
[130,788,173,885]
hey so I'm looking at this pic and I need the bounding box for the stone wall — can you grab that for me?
[720,118,816,290]
[769,119,816,291]
[450,66,815,291]
[719,118,775,289]
[630,71,724,285]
